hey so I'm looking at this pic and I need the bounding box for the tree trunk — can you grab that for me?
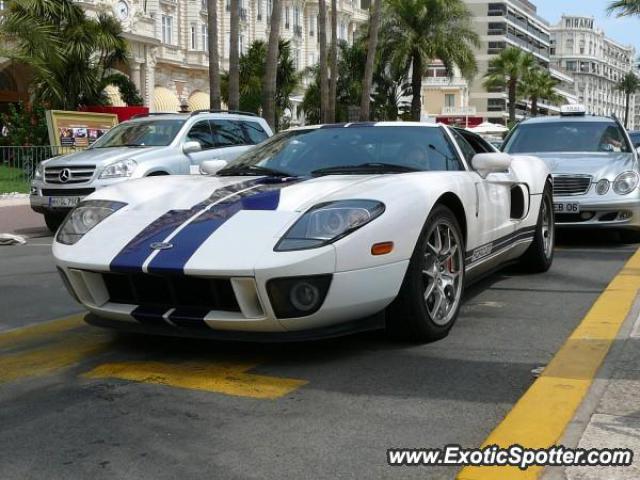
[410,52,422,121]
[228,0,240,110]
[328,0,338,123]
[359,0,381,121]
[207,0,221,110]
[531,96,538,117]
[261,0,282,129]
[508,78,517,124]
[625,92,630,128]
[318,0,329,123]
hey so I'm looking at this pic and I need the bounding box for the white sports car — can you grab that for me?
[53,122,553,342]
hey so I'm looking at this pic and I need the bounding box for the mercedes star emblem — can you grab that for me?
[59,168,71,183]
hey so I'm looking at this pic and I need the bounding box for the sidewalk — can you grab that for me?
[0,195,49,238]
[544,297,640,480]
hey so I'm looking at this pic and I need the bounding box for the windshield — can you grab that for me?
[91,119,185,148]
[218,126,463,176]
[503,121,631,154]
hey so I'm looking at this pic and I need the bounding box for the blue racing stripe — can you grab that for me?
[168,308,211,330]
[147,181,295,274]
[109,179,261,273]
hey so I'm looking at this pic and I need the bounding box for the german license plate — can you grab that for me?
[554,202,580,214]
[48,196,81,208]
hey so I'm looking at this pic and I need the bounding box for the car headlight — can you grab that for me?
[56,200,126,245]
[33,163,44,180]
[613,171,639,195]
[99,159,137,179]
[274,200,385,252]
[595,179,610,195]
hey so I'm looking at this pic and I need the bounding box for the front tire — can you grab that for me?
[387,205,465,342]
[44,213,65,233]
[519,182,554,272]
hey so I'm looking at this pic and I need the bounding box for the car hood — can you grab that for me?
[531,152,638,179]
[60,174,384,274]
[43,146,165,168]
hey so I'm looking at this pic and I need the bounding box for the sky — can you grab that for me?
[534,0,640,52]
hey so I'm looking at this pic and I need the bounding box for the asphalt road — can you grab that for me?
[0,231,635,480]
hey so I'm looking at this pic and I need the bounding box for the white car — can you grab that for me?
[52,123,553,342]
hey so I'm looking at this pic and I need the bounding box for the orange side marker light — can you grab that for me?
[371,242,394,256]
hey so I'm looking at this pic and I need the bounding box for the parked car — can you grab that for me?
[53,122,553,343]
[502,105,640,241]
[629,131,640,149]
[31,110,272,232]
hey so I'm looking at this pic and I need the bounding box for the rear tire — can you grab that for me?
[519,182,554,273]
[44,213,65,233]
[386,205,465,342]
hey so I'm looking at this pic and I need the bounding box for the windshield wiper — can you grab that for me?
[312,163,420,176]
[217,165,293,177]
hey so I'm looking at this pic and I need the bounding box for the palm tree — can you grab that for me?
[608,0,640,16]
[207,0,222,109]
[1,0,129,110]
[228,0,240,110]
[484,47,535,124]
[616,72,640,128]
[328,0,338,122]
[520,68,562,117]
[381,0,479,121]
[222,39,299,126]
[360,0,382,121]
[318,0,330,122]
[261,0,283,129]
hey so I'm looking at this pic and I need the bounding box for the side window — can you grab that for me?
[186,121,215,149]
[460,130,494,153]
[210,120,246,147]
[242,121,269,144]
[449,129,477,164]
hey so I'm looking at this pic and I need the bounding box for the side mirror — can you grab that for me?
[200,159,228,175]
[636,146,640,155]
[472,152,512,178]
[183,141,202,154]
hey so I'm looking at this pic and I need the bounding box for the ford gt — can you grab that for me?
[53,123,553,342]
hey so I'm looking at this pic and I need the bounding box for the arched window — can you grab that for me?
[0,69,16,92]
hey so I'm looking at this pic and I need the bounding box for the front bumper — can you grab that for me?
[554,194,640,230]
[56,260,408,338]
[30,177,128,214]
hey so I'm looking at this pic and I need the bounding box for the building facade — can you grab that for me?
[83,0,368,116]
[0,0,368,116]
[420,61,481,127]
[550,15,636,128]
[462,0,576,124]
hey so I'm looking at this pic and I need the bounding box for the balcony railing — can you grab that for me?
[423,77,468,88]
[293,25,302,37]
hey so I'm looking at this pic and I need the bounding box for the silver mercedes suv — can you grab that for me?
[30,110,272,231]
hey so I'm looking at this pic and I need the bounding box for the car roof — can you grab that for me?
[125,112,265,124]
[286,121,442,132]
[518,115,617,125]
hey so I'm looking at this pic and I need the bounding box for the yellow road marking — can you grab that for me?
[0,314,85,350]
[84,360,308,399]
[458,249,640,480]
[0,332,111,384]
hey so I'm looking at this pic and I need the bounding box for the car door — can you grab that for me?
[449,128,516,250]
[184,120,217,172]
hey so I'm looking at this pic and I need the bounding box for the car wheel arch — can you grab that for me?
[434,192,467,248]
[146,171,170,176]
